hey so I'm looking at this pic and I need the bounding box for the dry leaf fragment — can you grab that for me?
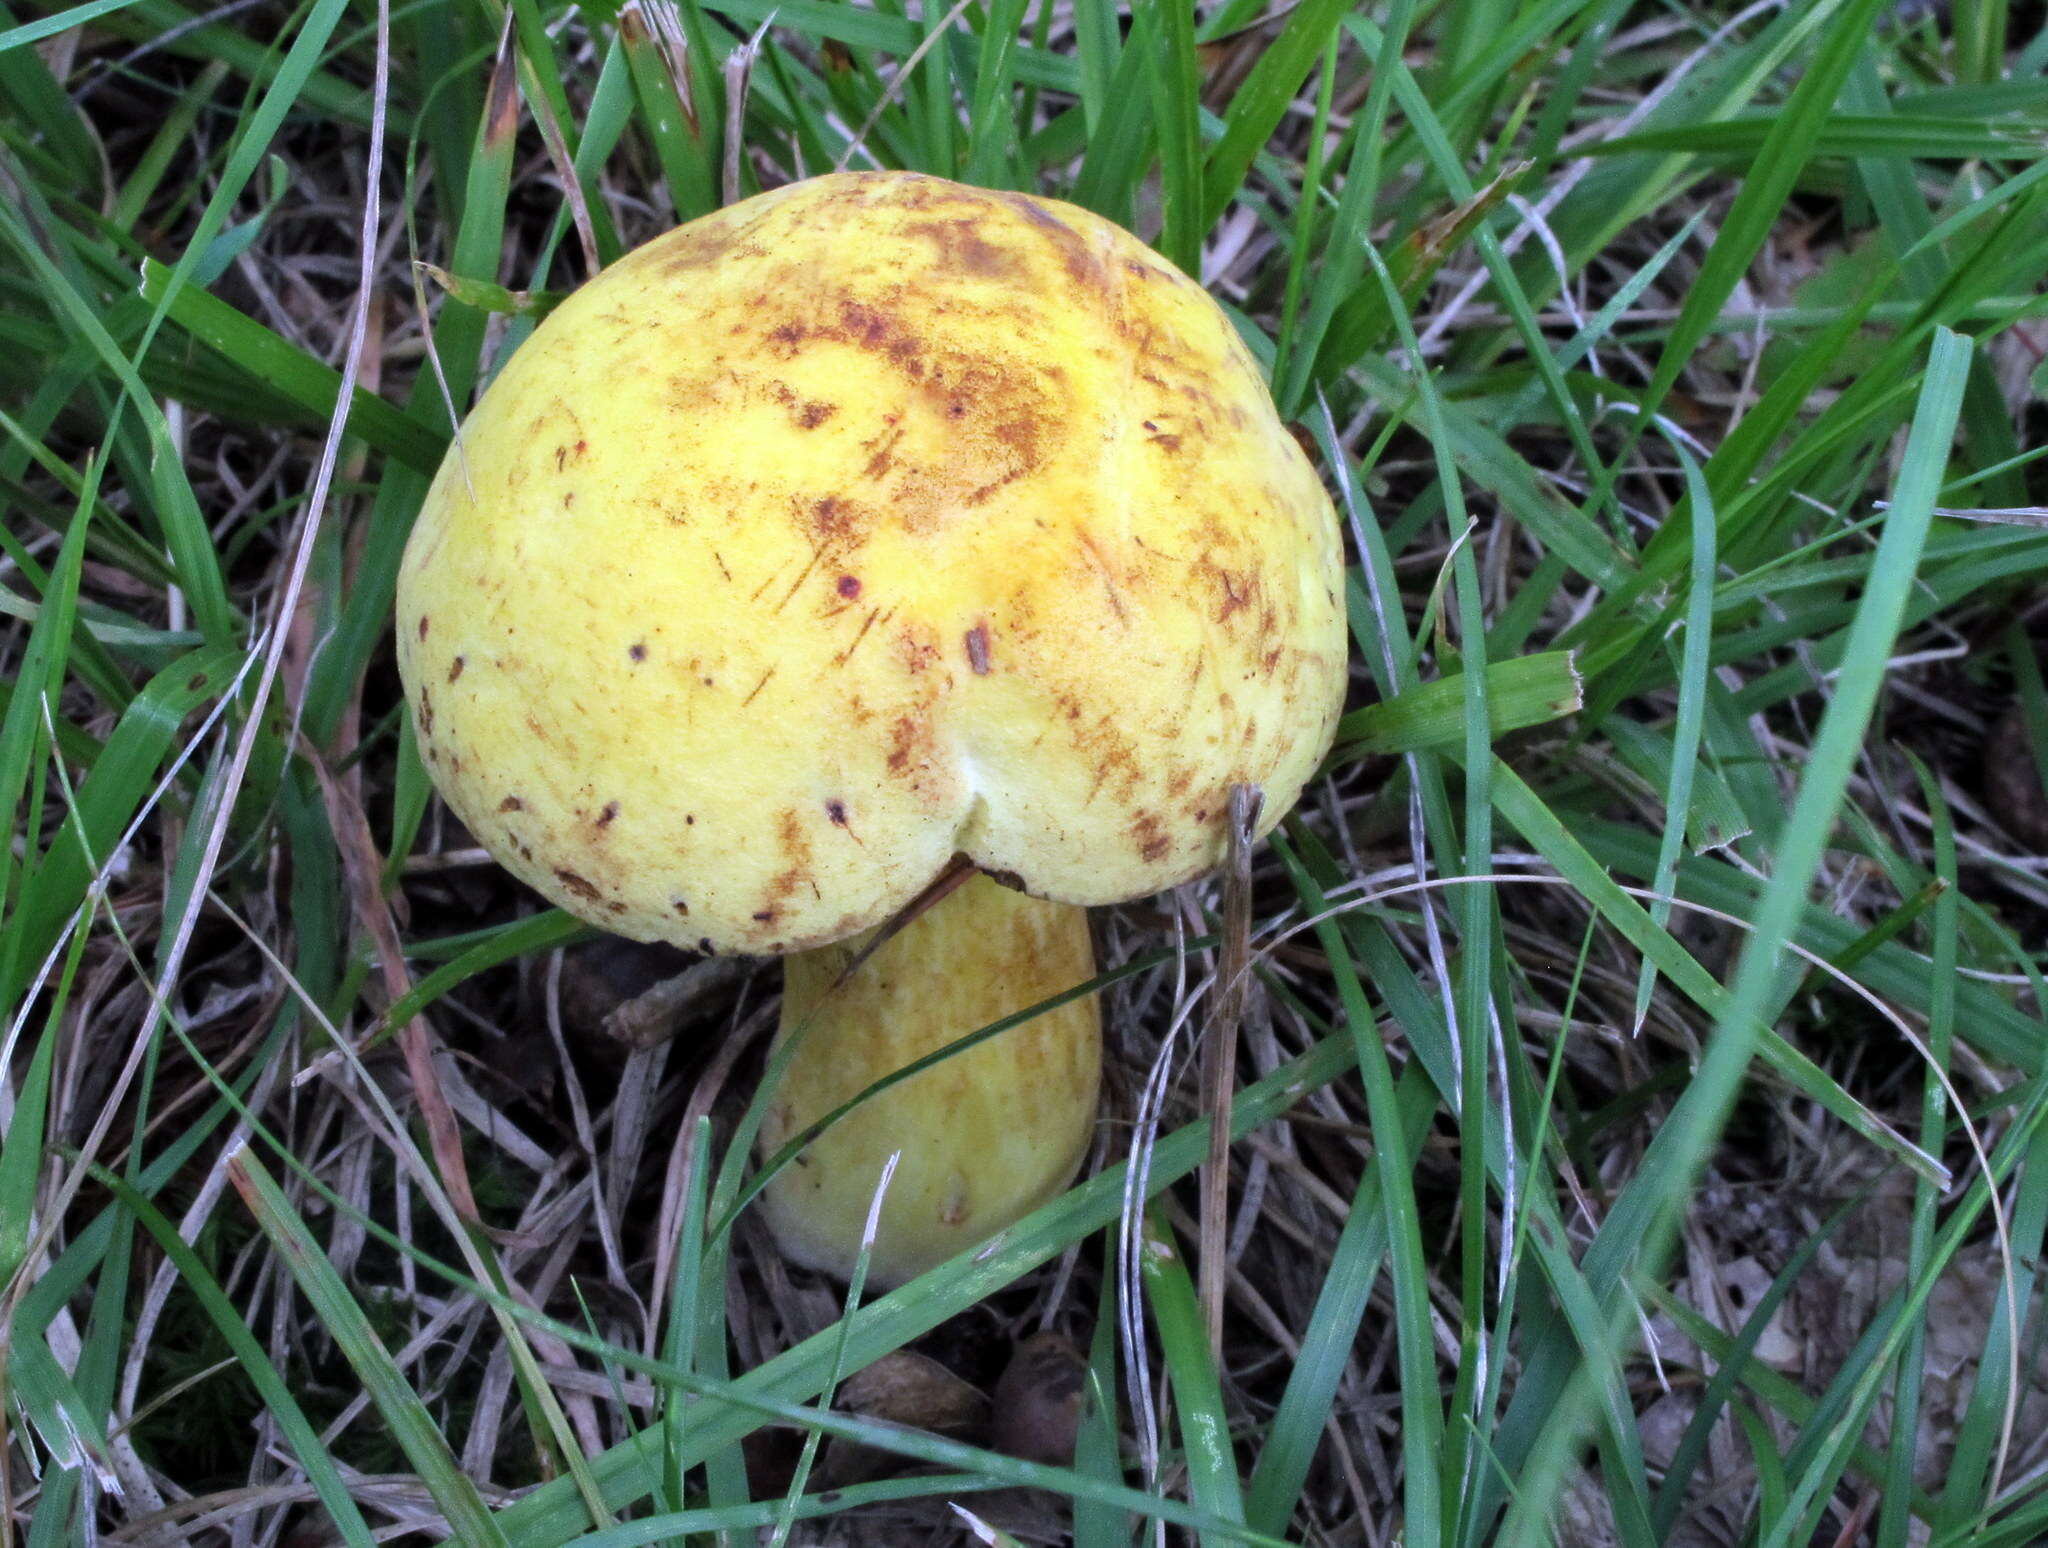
[991,1331,1089,1467]
[821,1349,991,1485]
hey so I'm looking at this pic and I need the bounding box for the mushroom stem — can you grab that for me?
[757,872,1102,1288]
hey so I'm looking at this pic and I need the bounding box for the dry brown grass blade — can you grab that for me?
[1199,783,1262,1359]
[621,0,699,136]
[722,14,773,207]
[831,0,976,174]
[520,63,599,279]
[278,427,482,1245]
[411,8,513,495]
[302,739,482,1224]
[827,851,977,992]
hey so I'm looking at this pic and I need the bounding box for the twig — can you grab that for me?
[1198,783,1261,1360]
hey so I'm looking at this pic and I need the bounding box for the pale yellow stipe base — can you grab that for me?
[759,874,1101,1287]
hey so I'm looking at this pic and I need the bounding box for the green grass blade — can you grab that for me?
[1880,755,1955,1548]
[1198,0,1351,232]
[1139,1211,1247,1541]
[1492,326,1971,1542]
[1242,1064,1436,1535]
[92,1166,380,1548]
[1072,1275,1126,1547]
[1332,652,1582,760]
[1628,445,1716,1031]
[961,0,1027,187]
[0,458,91,917]
[139,258,447,474]
[227,1147,517,1547]
[1141,0,1203,276]
[1589,0,1889,511]
[659,1118,712,1512]
[1272,833,1445,1547]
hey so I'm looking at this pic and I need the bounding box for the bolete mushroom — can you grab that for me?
[396,170,1347,1285]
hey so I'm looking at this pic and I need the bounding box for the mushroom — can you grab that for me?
[395,170,1347,1284]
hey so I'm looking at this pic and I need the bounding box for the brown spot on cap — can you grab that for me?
[753,909,778,923]
[554,869,603,903]
[908,217,1024,280]
[897,628,940,675]
[887,713,928,772]
[965,624,992,675]
[596,801,619,828]
[628,641,647,662]
[836,574,862,599]
[662,219,742,273]
[795,399,837,429]
[771,300,926,378]
[448,656,466,683]
[826,800,848,825]
[999,192,1098,282]
[498,795,523,813]
[417,615,430,640]
[1218,573,1250,622]
[1133,812,1172,863]
[1004,193,1073,236]
[672,899,690,916]
[808,494,864,544]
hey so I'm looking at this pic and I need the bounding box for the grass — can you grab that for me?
[4,0,2048,1542]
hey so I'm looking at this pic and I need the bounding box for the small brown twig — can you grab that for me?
[1199,782,1262,1359]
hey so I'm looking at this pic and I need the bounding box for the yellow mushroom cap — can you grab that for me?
[396,171,1347,954]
